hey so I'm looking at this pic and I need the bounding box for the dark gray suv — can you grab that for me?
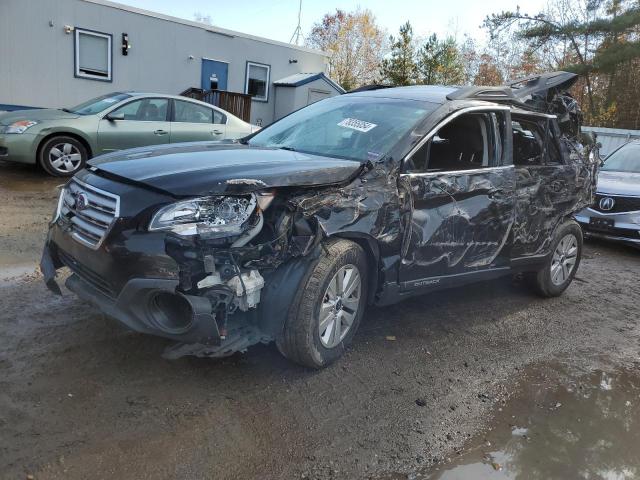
[42,71,598,368]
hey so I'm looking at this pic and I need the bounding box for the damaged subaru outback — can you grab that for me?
[41,71,598,368]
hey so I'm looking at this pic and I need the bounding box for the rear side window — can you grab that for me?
[174,100,214,124]
[405,111,508,173]
[512,118,546,165]
[512,116,564,166]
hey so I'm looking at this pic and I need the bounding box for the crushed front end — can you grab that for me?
[41,168,329,359]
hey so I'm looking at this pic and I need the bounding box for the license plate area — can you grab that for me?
[589,217,614,231]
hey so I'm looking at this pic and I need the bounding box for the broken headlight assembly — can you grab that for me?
[149,194,258,238]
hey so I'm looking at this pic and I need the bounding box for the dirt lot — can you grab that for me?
[1,160,639,480]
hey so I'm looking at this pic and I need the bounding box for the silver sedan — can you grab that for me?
[575,140,640,248]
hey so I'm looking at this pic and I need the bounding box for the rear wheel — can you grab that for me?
[527,220,583,297]
[277,239,368,369]
[39,136,88,177]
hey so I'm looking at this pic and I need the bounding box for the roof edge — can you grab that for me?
[80,0,330,57]
[273,73,345,93]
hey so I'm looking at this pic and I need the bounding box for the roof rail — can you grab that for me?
[446,86,516,102]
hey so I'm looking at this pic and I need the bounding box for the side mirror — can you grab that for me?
[106,112,125,121]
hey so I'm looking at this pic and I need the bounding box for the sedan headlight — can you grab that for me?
[149,194,257,238]
[3,120,39,134]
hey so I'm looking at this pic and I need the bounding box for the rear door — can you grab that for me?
[97,97,170,153]
[399,107,515,288]
[511,112,580,257]
[170,99,226,144]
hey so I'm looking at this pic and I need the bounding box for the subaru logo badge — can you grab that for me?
[75,192,89,211]
[599,196,615,211]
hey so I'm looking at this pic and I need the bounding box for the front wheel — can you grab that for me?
[277,239,368,369]
[527,220,583,297]
[38,136,88,177]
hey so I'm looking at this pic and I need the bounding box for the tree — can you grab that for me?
[306,9,387,91]
[473,54,504,85]
[380,22,417,86]
[416,34,466,85]
[483,0,640,123]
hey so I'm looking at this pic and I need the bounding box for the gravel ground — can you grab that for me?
[1,161,639,480]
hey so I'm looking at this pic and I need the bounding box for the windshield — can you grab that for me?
[248,96,436,162]
[602,143,640,173]
[67,93,132,115]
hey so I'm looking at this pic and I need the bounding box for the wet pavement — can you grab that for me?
[1,161,639,480]
[425,362,640,480]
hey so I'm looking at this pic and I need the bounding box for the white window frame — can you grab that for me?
[74,28,113,82]
[244,61,271,102]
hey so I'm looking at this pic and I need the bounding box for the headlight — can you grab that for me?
[3,120,39,134]
[149,194,257,238]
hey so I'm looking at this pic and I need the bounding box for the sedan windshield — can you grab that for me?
[67,93,132,115]
[248,96,436,162]
[602,143,640,173]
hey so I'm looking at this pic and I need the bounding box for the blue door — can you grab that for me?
[201,59,228,91]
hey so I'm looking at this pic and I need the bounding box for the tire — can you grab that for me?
[38,136,88,177]
[277,239,368,369]
[527,220,583,297]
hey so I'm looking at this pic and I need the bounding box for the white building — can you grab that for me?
[0,0,344,125]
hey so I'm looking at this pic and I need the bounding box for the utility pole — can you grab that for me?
[289,0,302,45]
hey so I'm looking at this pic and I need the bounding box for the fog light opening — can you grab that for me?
[148,292,194,334]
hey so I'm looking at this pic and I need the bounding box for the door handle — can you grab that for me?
[153,129,168,135]
[212,129,223,135]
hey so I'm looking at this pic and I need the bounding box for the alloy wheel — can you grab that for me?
[318,264,362,348]
[49,143,83,174]
[550,233,578,286]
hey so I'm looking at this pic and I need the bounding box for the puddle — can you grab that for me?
[425,364,640,480]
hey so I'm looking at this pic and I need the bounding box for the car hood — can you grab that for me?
[89,142,364,196]
[0,108,80,125]
[596,170,640,197]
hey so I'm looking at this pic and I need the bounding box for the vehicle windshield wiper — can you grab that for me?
[276,146,296,152]
[61,108,74,113]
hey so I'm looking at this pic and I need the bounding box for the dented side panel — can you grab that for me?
[398,167,516,283]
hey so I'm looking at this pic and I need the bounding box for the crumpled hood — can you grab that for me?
[0,108,80,125]
[596,170,640,197]
[89,142,364,196]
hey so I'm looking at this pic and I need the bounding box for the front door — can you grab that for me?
[97,97,171,153]
[399,108,515,288]
[201,59,228,91]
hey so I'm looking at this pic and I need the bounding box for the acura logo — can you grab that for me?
[75,192,89,211]
[599,196,615,211]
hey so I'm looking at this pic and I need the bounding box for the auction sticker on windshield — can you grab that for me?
[337,118,377,133]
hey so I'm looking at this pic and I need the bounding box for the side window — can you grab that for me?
[213,109,226,124]
[512,117,546,166]
[174,100,214,124]
[405,112,505,173]
[111,98,168,121]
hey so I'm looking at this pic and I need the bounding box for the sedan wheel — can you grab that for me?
[49,143,83,174]
[39,136,88,177]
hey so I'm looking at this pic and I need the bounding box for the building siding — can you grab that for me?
[0,0,328,125]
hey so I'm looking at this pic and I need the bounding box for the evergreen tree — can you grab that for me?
[417,34,466,85]
[380,22,417,85]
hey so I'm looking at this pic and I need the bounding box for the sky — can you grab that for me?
[115,0,546,46]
